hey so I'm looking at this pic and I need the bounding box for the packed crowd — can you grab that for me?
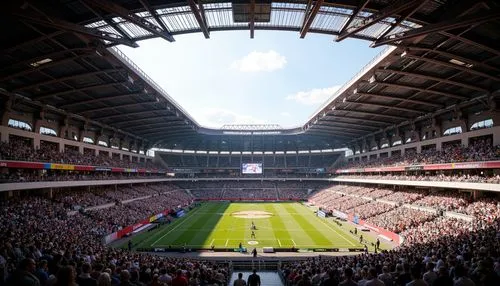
[52,184,179,210]
[455,198,500,223]
[0,186,220,286]
[379,189,426,204]
[0,137,161,169]
[366,207,438,233]
[0,180,499,286]
[281,222,499,286]
[0,170,167,183]
[343,138,500,169]
[412,190,471,211]
[87,190,192,233]
[347,201,397,220]
[337,173,500,184]
[278,189,309,200]
[221,189,278,200]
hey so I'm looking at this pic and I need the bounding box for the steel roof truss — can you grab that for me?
[83,0,175,42]
[373,10,500,47]
[187,0,210,39]
[336,0,421,42]
[300,0,325,38]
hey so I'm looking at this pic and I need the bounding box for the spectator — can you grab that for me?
[234,273,247,286]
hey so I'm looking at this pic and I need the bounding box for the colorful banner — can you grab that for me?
[332,210,348,220]
[104,209,173,244]
[0,160,166,174]
[317,210,326,218]
[50,163,75,170]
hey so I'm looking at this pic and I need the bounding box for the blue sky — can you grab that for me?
[120,31,383,128]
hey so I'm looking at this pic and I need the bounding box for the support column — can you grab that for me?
[34,137,40,150]
[436,141,442,151]
[1,132,9,143]
[461,137,469,148]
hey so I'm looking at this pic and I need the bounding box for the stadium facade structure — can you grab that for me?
[0,0,499,189]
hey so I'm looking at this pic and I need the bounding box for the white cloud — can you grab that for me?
[280,112,291,117]
[286,85,342,105]
[198,107,267,128]
[230,50,287,72]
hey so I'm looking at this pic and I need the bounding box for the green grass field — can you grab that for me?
[130,202,365,250]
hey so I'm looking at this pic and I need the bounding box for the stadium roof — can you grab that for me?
[1,0,500,151]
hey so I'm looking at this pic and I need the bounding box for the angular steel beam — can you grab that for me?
[1,54,93,82]
[337,0,371,36]
[92,109,169,121]
[344,100,426,114]
[380,68,489,93]
[84,0,175,42]
[112,115,180,126]
[138,0,170,33]
[35,81,128,101]
[374,81,467,100]
[324,115,393,125]
[187,0,210,39]
[373,10,500,47]
[319,122,378,132]
[354,91,442,108]
[14,69,124,92]
[300,0,325,38]
[303,130,356,139]
[374,0,428,42]
[138,129,194,137]
[250,0,256,39]
[80,100,157,114]
[405,46,500,73]
[128,122,188,132]
[309,125,367,136]
[14,12,138,47]
[61,92,146,109]
[335,108,408,120]
[402,53,500,82]
[321,118,382,129]
[336,0,421,42]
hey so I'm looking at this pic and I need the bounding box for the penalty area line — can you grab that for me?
[277,239,282,247]
[225,239,229,247]
[151,206,203,246]
[316,217,355,246]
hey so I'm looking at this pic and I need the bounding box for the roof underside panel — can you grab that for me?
[0,0,499,151]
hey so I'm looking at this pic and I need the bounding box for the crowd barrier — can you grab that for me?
[345,213,402,245]
[103,209,173,244]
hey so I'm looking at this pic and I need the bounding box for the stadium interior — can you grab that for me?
[1,0,500,285]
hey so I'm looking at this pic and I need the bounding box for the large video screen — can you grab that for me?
[241,163,263,174]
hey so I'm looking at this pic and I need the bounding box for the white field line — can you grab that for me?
[209,239,215,246]
[316,217,355,246]
[277,239,282,247]
[291,239,297,247]
[225,239,229,247]
[151,206,203,246]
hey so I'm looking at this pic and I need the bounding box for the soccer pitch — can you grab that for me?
[131,202,363,250]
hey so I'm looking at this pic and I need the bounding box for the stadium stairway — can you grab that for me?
[228,271,284,286]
